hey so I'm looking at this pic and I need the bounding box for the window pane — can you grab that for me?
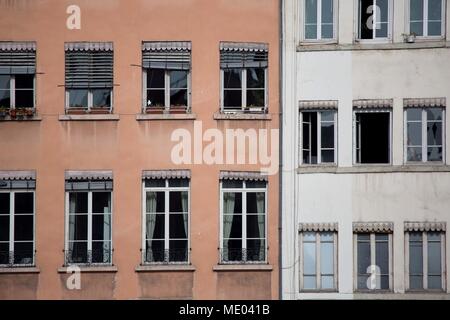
[15,74,33,89]
[0,243,9,264]
[321,122,334,149]
[0,89,10,108]
[169,214,188,239]
[224,90,242,108]
[304,276,317,289]
[246,89,265,107]
[170,71,187,89]
[305,25,318,39]
[407,122,422,146]
[427,236,441,274]
[68,89,88,108]
[0,75,10,89]
[428,147,443,161]
[410,275,423,290]
[428,0,442,36]
[147,69,165,88]
[92,192,111,214]
[223,239,242,261]
[321,241,334,274]
[168,179,189,188]
[169,191,188,213]
[407,108,422,121]
[223,215,242,239]
[246,192,265,214]
[0,193,9,214]
[247,68,265,88]
[360,0,374,39]
[427,108,443,121]
[92,214,111,241]
[410,0,424,35]
[303,241,316,274]
[357,235,370,275]
[68,241,88,263]
[170,89,187,107]
[407,147,422,162]
[92,89,111,108]
[92,241,111,263]
[321,0,334,38]
[147,89,165,107]
[427,122,442,145]
[246,181,267,188]
[428,21,442,36]
[145,179,165,188]
[247,215,265,238]
[222,180,243,188]
[409,233,423,275]
[14,215,33,241]
[0,215,10,241]
[145,214,165,239]
[321,275,334,289]
[146,192,165,213]
[169,239,188,262]
[145,239,164,262]
[428,275,442,289]
[13,242,33,265]
[321,150,334,163]
[15,89,34,108]
[223,69,241,89]
[69,192,88,214]
[375,238,389,275]
[14,193,33,214]
[223,192,242,214]
[375,0,389,38]
[247,239,265,261]
[305,0,318,39]
[68,214,88,241]
[303,232,316,242]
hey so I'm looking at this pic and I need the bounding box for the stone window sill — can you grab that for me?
[297,40,449,52]
[135,265,196,272]
[297,164,450,174]
[57,266,118,273]
[136,113,197,121]
[58,114,120,121]
[213,264,273,272]
[0,267,40,274]
[213,112,272,121]
[0,115,42,121]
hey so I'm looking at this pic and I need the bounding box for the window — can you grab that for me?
[0,176,35,267]
[301,110,337,164]
[0,42,36,115]
[220,42,268,113]
[142,42,191,113]
[354,105,392,164]
[300,231,337,291]
[303,0,337,41]
[407,231,445,291]
[409,0,445,38]
[358,0,392,40]
[355,233,392,291]
[220,178,267,263]
[405,107,444,162]
[143,178,190,264]
[65,178,113,265]
[65,42,113,113]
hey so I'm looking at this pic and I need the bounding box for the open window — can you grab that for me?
[357,0,392,41]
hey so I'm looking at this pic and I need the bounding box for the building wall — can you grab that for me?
[0,0,280,299]
[282,0,450,299]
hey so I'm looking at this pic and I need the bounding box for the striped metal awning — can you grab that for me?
[219,171,268,181]
[65,42,113,51]
[142,170,191,180]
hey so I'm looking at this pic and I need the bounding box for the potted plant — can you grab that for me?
[402,32,417,43]
[15,107,25,119]
[0,107,8,118]
[25,107,34,117]
[9,108,17,119]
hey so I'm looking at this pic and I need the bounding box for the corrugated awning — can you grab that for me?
[353,99,393,109]
[65,170,113,180]
[220,42,268,69]
[0,171,36,189]
[220,42,268,52]
[0,41,36,51]
[65,42,113,51]
[142,41,191,51]
[353,222,394,233]
[220,171,268,181]
[299,223,338,232]
[0,41,36,74]
[404,98,446,108]
[299,100,338,110]
[143,170,191,180]
[404,222,446,232]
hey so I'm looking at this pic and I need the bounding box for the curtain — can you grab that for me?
[181,191,189,238]
[256,192,265,260]
[223,192,236,259]
[146,192,157,261]
[68,194,76,262]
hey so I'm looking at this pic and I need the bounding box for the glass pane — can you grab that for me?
[247,239,265,261]
[169,191,188,213]
[15,89,34,108]
[0,75,10,89]
[145,239,164,262]
[411,21,424,36]
[428,275,442,289]
[147,89,165,107]
[321,276,334,289]
[305,25,318,39]
[223,215,242,238]
[169,214,188,239]
[321,111,334,121]
[223,69,241,89]
[247,68,265,88]
[305,0,318,39]
[246,89,265,107]
[0,243,9,264]
[0,193,9,214]
[321,150,334,163]
[92,241,111,263]
[68,214,88,241]
[409,235,423,275]
[407,147,422,162]
[376,239,389,274]
[14,215,33,241]
[410,0,424,35]
[247,215,265,238]
[170,71,188,89]
[0,89,10,108]
[69,192,88,214]
[14,193,33,214]
[360,0,374,39]
[68,89,88,108]
[428,21,442,36]
[223,239,242,261]
[357,236,371,275]
[223,192,242,214]
[303,232,316,242]
[321,0,334,38]
[147,69,165,88]
[92,192,111,213]
[13,242,33,265]
[407,122,422,146]
[92,89,111,108]
[146,192,165,213]
[427,122,442,145]
[410,275,423,290]
[428,237,441,274]
[224,90,242,108]
[321,241,334,274]
[68,241,88,263]
[145,179,165,188]
[92,214,111,241]
[427,108,443,121]
[15,74,33,89]
[222,180,243,188]
[169,239,188,262]
[428,0,442,36]
[427,147,442,161]
[168,179,189,187]
[0,215,10,241]
[246,181,267,188]
[379,275,389,290]
[321,122,334,149]
[246,192,265,214]
[170,89,187,107]
[303,275,316,289]
[303,241,316,274]
[145,214,165,239]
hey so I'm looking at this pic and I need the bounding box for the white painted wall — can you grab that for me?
[282,0,450,299]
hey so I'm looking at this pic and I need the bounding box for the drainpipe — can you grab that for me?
[278,0,284,301]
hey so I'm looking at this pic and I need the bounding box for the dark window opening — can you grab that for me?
[356,112,390,164]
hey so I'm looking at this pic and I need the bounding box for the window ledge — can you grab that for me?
[0,267,40,274]
[57,266,118,273]
[58,114,120,121]
[297,40,449,52]
[135,265,196,272]
[213,264,273,272]
[297,165,450,174]
[0,115,42,121]
[136,113,197,121]
[213,112,272,121]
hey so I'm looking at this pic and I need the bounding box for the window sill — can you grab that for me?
[0,267,40,274]
[213,112,272,121]
[0,115,42,121]
[136,113,197,121]
[135,265,196,272]
[58,114,120,121]
[297,165,450,174]
[297,40,449,52]
[299,289,338,293]
[213,264,273,272]
[57,266,118,273]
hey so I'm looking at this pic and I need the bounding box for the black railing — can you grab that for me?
[143,248,189,264]
[64,248,112,266]
[0,250,35,267]
[219,248,266,264]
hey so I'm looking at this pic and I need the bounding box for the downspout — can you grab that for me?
[278,0,284,301]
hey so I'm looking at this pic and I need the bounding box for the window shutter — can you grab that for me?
[142,41,191,70]
[220,42,268,69]
[0,42,36,75]
[65,42,113,89]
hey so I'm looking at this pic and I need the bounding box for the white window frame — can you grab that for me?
[219,180,268,264]
[406,0,446,39]
[300,0,339,43]
[142,69,191,112]
[404,108,446,163]
[355,0,394,42]
[64,190,113,266]
[299,231,338,292]
[353,109,392,165]
[405,231,446,291]
[141,179,191,265]
[299,110,338,165]
[0,74,36,109]
[65,88,114,113]
[353,232,393,291]
[0,190,35,267]
[220,68,268,113]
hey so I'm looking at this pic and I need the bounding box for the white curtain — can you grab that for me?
[223,192,236,257]
[256,192,265,260]
[68,194,76,260]
[181,191,188,238]
[146,192,157,261]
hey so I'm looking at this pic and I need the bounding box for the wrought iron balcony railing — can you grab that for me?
[64,248,112,266]
[0,250,35,267]
[143,248,189,265]
[219,248,266,264]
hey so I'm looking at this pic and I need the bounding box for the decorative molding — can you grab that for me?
[142,41,191,51]
[0,41,36,51]
[298,222,338,232]
[65,170,113,181]
[65,42,113,51]
[142,169,191,180]
[353,99,393,109]
[404,222,446,232]
[353,222,394,233]
[404,98,446,108]
[219,171,268,182]
[299,100,338,110]
[220,42,268,52]
[0,170,35,180]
